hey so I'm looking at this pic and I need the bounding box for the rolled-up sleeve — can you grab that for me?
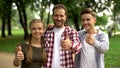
[70,31,82,54]
[93,33,109,53]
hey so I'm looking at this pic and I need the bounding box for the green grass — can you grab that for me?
[0,30,120,68]
[0,30,25,53]
[105,35,120,68]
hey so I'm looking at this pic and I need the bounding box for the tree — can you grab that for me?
[49,0,113,31]
[14,0,29,40]
[97,15,108,27]
[0,0,13,37]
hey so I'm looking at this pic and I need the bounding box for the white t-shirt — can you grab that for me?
[51,27,65,68]
[80,34,97,68]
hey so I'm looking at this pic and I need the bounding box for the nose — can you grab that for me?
[82,20,87,24]
[57,16,61,20]
[36,29,39,32]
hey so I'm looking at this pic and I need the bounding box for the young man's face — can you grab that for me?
[52,8,67,28]
[81,14,96,31]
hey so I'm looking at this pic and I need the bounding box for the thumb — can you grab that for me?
[17,44,22,52]
[65,32,69,39]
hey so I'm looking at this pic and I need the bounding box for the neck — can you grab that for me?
[30,38,41,47]
[54,25,65,29]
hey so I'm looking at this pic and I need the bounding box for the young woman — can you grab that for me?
[13,19,47,68]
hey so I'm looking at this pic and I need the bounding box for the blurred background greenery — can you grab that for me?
[0,0,120,68]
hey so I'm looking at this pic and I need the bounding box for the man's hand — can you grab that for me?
[86,34,95,45]
[61,32,71,50]
[47,24,54,29]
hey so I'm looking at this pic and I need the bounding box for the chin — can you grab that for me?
[84,27,90,31]
[35,37,40,40]
[34,36,40,38]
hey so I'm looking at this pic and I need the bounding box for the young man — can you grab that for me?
[44,4,81,68]
[75,8,109,68]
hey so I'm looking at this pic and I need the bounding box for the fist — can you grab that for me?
[61,32,71,50]
[15,44,24,61]
[85,34,95,45]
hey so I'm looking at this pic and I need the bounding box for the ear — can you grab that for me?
[94,17,96,24]
[65,15,67,21]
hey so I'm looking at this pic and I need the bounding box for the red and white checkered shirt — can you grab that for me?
[43,26,81,68]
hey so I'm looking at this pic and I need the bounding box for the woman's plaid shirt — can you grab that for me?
[43,26,82,68]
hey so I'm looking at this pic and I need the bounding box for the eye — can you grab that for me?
[86,18,90,21]
[60,15,64,17]
[32,27,36,30]
[38,27,42,30]
[54,15,58,17]
[82,19,85,22]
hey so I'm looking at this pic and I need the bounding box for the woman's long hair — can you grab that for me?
[26,19,47,63]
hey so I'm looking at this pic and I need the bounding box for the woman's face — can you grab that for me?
[30,22,44,39]
[81,14,96,31]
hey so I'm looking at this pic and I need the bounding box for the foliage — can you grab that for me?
[112,0,120,18]
[1,0,120,38]
[96,15,108,26]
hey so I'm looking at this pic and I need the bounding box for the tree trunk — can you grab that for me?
[1,16,6,37]
[6,0,12,36]
[21,0,29,40]
[7,17,12,36]
[40,7,44,21]
[7,7,12,36]
[73,12,80,31]
[15,1,29,40]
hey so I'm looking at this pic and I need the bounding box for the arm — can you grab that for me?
[13,56,21,66]
[60,31,82,54]
[13,45,24,66]
[60,27,82,54]
[70,31,82,54]
[93,33,109,53]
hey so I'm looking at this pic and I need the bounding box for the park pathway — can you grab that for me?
[0,52,20,68]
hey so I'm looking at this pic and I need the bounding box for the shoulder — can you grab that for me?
[96,30,109,41]
[65,26,77,33]
[97,29,108,36]
[78,29,85,33]
[44,27,54,34]
[78,29,86,36]
[19,42,29,50]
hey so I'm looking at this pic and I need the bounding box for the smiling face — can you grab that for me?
[52,8,67,28]
[81,13,96,31]
[80,8,96,32]
[30,22,44,40]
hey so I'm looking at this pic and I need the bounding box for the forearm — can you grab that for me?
[72,54,75,62]
[94,39,109,53]
[71,41,82,54]
[71,33,82,54]
[13,57,21,66]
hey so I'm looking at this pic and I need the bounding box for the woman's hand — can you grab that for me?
[13,44,24,66]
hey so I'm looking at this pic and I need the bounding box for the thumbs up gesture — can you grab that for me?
[61,32,71,50]
[86,34,95,45]
[15,43,24,62]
